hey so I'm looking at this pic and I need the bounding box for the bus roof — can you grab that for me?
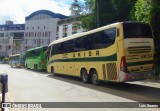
[26,46,48,52]
[49,22,123,46]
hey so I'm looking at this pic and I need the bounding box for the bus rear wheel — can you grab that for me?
[26,64,28,69]
[35,64,39,72]
[91,70,99,85]
[81,69,90,83]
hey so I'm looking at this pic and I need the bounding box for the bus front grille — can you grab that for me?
[106,63,118,80]
[127,46,151,54]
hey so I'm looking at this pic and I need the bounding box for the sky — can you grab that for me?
[0,0,84,24]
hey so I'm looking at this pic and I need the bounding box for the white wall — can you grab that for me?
[24,18,60,51]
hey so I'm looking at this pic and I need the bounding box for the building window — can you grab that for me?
[41,40,43,45]
[25,32,28,37]
[5,33,8,37]
[0,33,4,37]
[43,32,44,37]
[26,39,27,44]
[29,32,30,37]
[38,32,41,37]
[45,32,48,37]
[31,32,34,37]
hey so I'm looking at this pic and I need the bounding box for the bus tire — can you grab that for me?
[34,64,36,71]
[91,70,99,85]
[51,67,55,76]
[35,64,39,72]
[81,69,90,83]
[26,64,28,69]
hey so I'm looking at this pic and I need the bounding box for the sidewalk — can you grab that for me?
[144,78,160,83]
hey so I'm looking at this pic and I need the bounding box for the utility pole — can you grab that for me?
[96,0,100,28]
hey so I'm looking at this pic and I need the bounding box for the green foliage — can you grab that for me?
[3,58,9,64]
[133,0,160,77]
[133,0,154,24]
[112,0,136,21]
[81,14,97,30]
[70,0,83,15]
[3,58,8,61]
[133,0,160,37]
[81,0,136,30]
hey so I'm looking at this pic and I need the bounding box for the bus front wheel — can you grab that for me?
[81,69,90,83]
[91,70,99,85]
[51,67,55,76]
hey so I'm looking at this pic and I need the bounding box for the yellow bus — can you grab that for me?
[47,21,154,85]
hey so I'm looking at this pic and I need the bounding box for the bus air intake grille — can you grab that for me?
[127,46,151,54]
[106,63,117,80]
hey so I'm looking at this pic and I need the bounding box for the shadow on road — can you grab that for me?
[47,74,160,102]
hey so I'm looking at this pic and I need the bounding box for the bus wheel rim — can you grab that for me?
[92,73,97,83]
[82,70,88,82]
[83,73,87,81]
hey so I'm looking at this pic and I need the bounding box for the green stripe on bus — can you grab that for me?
[127,60,153,66]
[48,53,117,65]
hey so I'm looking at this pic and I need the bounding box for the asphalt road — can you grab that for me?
[0,64,159,111]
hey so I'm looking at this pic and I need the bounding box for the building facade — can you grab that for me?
[57,16,85,39]
[0,21,25,57]
[24,10,68,52]
[0,9,85,58]
[0,10,68,57]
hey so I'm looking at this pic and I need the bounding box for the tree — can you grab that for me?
[14,40,21,54]
[133,0,153,23]
[111,0,137,21]
[81,0,97,30]
[133,0,160,76]
[81,0,136,30]
[133,0,160,49]
[133,0,160,37]
[70,0,83,16]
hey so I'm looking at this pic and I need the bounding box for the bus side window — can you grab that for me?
[64,39,76,53]
[51,45,56,56]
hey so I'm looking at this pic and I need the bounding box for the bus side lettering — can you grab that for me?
[73,53,75,57]
[89,51,92,56]
[141,54,153,59]
[96,51,99,56]
[78,53,81,57]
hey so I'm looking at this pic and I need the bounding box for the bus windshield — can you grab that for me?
[123,23,152,38]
